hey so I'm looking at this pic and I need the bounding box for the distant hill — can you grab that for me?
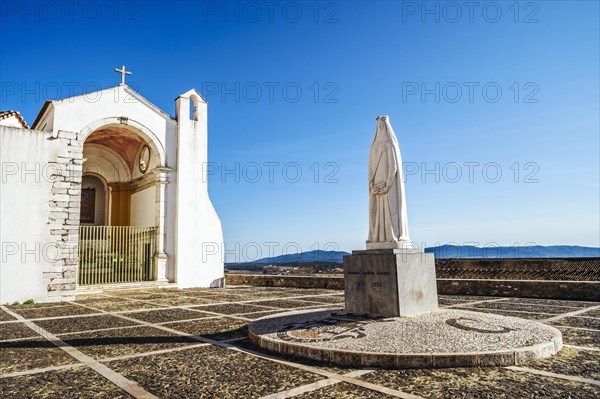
[425,245,600,259]
[246,250,350,265]
[230,245,599,267]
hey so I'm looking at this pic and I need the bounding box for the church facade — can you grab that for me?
[1,80,224,303]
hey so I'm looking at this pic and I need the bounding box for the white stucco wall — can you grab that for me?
[0,127,69,303]
[174,92,224,288]
[130,187,155,227]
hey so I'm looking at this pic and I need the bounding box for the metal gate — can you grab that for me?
[78,226,156,285]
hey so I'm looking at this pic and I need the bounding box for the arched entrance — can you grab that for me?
[80,175,107,225]
[77,121,170,286]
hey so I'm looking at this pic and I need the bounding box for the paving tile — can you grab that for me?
[63,326,198,360]
[242,310,287,320]
[77,298,162,312]
[193,303,279,315]
[149,296,218,306]
[118,293,171,301]
[581,308,600,318]
[106,345,324,398]
[441,295,501,301]
[233,338,356,374]
[179,288,220,294]
[468,301,577,315]
[102,289,167,297]
[559,327,600,349]
[163,317,248,341]
[452,307,552,320]
[0,309,16,321]
[527,347,600,380]
[243,292,306,300]
[549,316,600,330]
[121,308,214,324]
[194,295,250,303]
[250,299,330,309]
[281,289,341,296]
[35,315,138,335]
[360,367,600,398]
[302,295,346,304]
[9,304,101,319]
[506,298,599,308]
[174,290,220,296]
[7,303,70,310]
[438,298,474,307]
[0,366,133,398]
[0,322,38,341]
[0,338,77,373]
[295,382,394,398]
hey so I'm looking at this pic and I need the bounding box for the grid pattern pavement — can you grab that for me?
[1,287,599,398]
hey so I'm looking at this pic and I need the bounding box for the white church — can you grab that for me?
[0,67,224,303]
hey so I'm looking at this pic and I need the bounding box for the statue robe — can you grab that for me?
[367,116,410,245]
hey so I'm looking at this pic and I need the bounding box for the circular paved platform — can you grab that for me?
[248,308,562,369]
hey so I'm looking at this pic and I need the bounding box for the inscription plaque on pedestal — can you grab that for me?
[344,249,438,317]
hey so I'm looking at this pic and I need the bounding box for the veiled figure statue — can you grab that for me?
[367,115,411,248]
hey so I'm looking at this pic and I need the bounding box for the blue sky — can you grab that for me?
[1,1,599,260]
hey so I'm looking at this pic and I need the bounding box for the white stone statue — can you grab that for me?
[367,115,411,249]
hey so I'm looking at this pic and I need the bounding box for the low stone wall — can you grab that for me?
[436,279,600,301]
[227,274,344,290]
[226,274,600,302]
[435,257,599,281]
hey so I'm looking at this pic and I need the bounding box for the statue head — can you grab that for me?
[373,115,397,144]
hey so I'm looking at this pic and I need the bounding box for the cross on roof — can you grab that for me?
[114,65,132,85]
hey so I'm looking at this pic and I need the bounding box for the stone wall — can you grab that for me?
[435,257,599,281]
[0,127,81,303]
[436,279,600,301]
[45,130,84,299]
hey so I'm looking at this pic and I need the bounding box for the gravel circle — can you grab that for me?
[250,308,560,353]
[249,308,562,368]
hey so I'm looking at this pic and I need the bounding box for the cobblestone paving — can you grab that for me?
[558,327,600,349]
[294,382,395,398]
[1,287,599,398]
[0,367,134,398]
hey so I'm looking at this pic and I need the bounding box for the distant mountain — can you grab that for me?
[425,245,600,259]
[247,250,350,265]
[230,245,599,267]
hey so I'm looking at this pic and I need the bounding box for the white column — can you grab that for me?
[154,167,171,283]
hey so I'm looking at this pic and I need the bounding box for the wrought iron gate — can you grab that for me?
[78,226,156,285]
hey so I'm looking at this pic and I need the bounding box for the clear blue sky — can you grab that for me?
[1,1,599,261]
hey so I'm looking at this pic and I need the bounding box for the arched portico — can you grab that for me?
[77,118,171,285]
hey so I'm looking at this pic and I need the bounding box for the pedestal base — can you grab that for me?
[344,249,438,317]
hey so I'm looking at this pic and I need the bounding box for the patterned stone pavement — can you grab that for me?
[1,287,599,398]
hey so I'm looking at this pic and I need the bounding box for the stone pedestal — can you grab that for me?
[344,249,438,317]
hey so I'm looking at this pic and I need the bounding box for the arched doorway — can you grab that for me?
[77,122,169,286]
[80,175,107,226]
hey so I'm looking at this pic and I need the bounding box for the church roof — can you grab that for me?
[31,84,176,130]
[0,110,29,128]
